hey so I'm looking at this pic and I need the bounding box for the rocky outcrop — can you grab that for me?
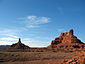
[10,38,30,49]
[63,51,85,64]
[48,29,85,48]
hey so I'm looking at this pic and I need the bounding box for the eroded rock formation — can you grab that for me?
[10,38,30,49]
[63,51,85,64]
[48,29,85,48]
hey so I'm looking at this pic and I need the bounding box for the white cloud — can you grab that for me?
[0,37,50,47]
[0,37,18,45]
[0,41,13,45]
[22,38,50,47]
[0,15,52,47]
[0,28,19,35]
[0,37,17,41]
[4,34,19,38]
[0,28,50,47]
[19,15,51,28]
[27,16,37,20]
[0,28,20,45]
[0,29,20,39]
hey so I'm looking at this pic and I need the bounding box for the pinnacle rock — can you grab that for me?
[10,38,30,49]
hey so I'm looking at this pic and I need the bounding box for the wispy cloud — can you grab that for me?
[0,37,17,41]
[0,28,19,35]
[0,37,50,47]
[0,27,50,47]
[0,15,51,47]
[57,7,64,15]
[0,28,19,44]
[22,38,50,47]
[18,15,51,28]
[0,37,18,45]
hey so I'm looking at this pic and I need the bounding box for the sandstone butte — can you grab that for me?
[47,29,85,49]
[10,38,30,49]
[10,29,85,49]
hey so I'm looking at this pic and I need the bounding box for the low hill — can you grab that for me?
[0,45,10,49]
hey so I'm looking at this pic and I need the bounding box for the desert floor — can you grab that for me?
[0,49,83,64]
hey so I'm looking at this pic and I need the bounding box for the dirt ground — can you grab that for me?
[0,49,81,64]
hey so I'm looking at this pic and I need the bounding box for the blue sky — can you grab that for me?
[0,0,85,47]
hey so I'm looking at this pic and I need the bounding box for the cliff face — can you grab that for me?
[10,38,30,49]
[48,29,84,48]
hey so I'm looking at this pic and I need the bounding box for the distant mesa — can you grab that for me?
[47,29,85,49]
[10,38,30,49]
[0,45,10,49]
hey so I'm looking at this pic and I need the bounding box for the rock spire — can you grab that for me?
[10,38,30,49]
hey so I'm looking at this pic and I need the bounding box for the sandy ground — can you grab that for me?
[0,50,79,64]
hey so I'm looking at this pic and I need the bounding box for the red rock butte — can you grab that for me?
[9,29,85,49]
[47,29,85,49]
[10,38,30,49]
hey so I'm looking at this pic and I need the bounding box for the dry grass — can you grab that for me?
[0,49,78,64]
